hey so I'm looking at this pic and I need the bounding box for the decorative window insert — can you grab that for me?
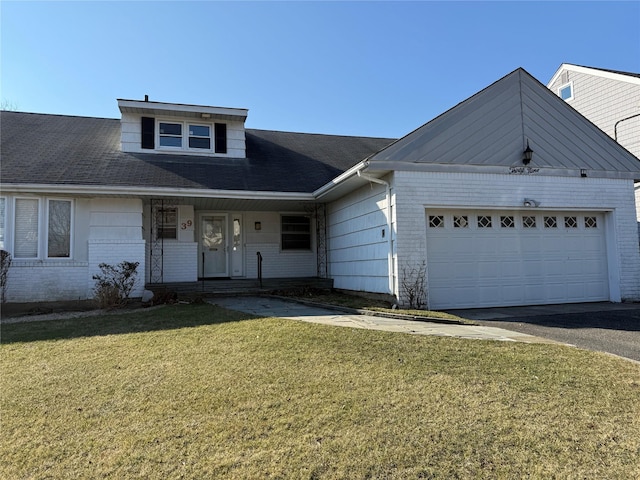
[564,216,578,228]
[453,215,468,228]
[14,198,39,258]
[585,216,598,229]
[500,216,515,228]
[523,216,537,228]
[159,122,183,147]
[47,199,72,258]
[281,215,311,250]
[155,207,178,240]
[0,198,5,250]
[428,215,444,228]
[477,215,492,228]
[544,216,557,228]
[559,82,574,101]
[188,124,211,149]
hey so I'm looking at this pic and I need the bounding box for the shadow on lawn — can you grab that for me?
[486,310,640,332]
[0,304,258,344]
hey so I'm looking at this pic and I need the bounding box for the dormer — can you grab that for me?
[118,97,248,158]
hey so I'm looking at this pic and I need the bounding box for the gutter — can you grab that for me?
[356,169,395,297]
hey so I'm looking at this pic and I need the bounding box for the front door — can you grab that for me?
[200,214,228,277]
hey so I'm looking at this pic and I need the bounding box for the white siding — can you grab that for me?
[394,171,640,308]
[327,178,395,294]
[120,112,246,158]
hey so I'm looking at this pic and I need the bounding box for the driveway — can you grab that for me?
[450,302,640,362]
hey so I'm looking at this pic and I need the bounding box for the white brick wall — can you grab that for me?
[394,171,640,306]
[148,242,198,282]
[88,239,146,298]
[5,261,89,302]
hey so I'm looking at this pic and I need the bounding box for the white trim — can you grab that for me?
[558,81,574,101]
[548,63,640,87]
[117,99,248,120]
[0,183,316,201]
[0,196,6,251]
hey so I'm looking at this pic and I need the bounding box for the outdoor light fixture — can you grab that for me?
[523,198,540,208]
[201,113,211,119]
[522,141,533,165]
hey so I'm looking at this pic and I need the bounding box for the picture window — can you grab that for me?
[47,199,72,258]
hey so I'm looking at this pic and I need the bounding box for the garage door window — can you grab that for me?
[453,215,468,228]
[523,216,536,228]
[564,216,578,228]
[585,216,598,228]
[429,215,444,228]
[500,216,515,228]
[544,216,557,228]
[477,215,492,228]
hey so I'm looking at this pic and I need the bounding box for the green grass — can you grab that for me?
[2,304,639,479]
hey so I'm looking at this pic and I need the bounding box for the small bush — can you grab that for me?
[93,261,139,308]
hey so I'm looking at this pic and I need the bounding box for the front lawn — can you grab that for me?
[2,304,639,478]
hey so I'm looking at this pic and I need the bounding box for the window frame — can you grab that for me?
[0,197,6,251]
[154,206,178,241]
[558,82,574,101]
[46,198,73,259]
[156,119,228,154]
[281,215,312,251]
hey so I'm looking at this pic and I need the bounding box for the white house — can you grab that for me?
[2,68,640,309]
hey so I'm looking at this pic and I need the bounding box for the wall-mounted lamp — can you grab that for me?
[523,198,540,207]
[522,141,533,165]
[201,113,212,119]
[254,221,261,231]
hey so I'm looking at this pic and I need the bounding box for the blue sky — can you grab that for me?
[2,1,639,138]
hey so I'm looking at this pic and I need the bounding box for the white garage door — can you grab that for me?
[425,210,609,309]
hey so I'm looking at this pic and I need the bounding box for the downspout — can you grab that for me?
[357,169,395,297]
[614,113,640,142]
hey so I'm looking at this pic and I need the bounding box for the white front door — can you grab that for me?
[200,214,228,277]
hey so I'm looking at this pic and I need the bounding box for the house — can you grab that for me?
[2,68,640,310]
[547,64,640,159]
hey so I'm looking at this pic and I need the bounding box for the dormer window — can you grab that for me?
[159,122,183,147]
[157,120,225,153]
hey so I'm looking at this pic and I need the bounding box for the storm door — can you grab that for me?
[200,214,228,277]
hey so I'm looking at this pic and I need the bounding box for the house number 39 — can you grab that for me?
[181,219,193,230]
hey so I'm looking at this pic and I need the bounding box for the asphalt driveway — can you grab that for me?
[450,302,640,362]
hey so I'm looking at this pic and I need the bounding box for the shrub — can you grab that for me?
[399,260,427,309]
[93,261,139,308]
[0,250,12,303]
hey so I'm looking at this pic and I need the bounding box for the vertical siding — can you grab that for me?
[327,177,395,294]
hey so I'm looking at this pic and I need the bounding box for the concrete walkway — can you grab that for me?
[210,296,562,344]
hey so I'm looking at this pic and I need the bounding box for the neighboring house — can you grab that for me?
[2,68,640,309]
[547,64,640,159]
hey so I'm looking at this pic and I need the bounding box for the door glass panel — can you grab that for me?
[201,216,226,276]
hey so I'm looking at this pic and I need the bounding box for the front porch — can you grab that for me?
[146,277,333,297]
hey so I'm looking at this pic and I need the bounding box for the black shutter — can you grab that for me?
[214,123,227,154]
[141,117,155,149]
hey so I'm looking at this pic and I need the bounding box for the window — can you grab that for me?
[564,216,578,228]
[500,216,515,228]
[428,215,444,228]
[585,216,598,229]
[159,122,182,147]
[155,207,177,239]
[559,82,573,101]
[477,215,492,228]
[47,199,71,258]
[281,215,311,250]
[0,198,5,250]
[14,198,39,258]
[544,216,557,228]
[188,124,211,149]
[523,216,537,228]
[453,215,468,228]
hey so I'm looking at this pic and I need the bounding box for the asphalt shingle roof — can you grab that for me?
[0,111,395,193]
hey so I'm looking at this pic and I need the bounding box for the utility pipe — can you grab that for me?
[357,170,395,297]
